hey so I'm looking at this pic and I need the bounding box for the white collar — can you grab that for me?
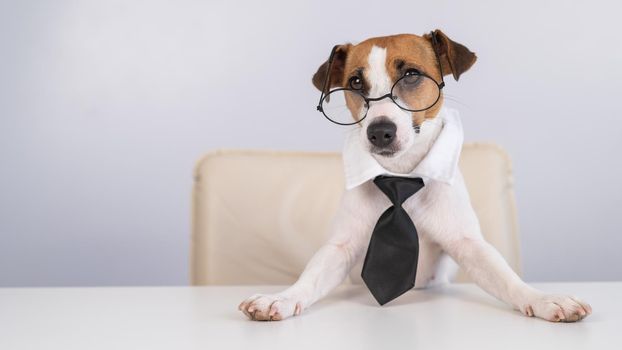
[342,107,464,190]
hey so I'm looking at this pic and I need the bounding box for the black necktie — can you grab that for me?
[361,175,425,305]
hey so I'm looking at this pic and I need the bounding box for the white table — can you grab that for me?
[1,283,620,349]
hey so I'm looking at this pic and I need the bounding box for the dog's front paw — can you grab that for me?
[522,293,592,322]
[238,293,303,321]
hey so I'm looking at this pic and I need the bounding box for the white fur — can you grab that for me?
[362,46,415,157]
[239,44,592,323]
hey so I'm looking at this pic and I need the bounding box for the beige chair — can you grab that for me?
[191,144,522,285]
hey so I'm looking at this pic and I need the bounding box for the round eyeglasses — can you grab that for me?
[316,31,445,126]
[317,70,443,126]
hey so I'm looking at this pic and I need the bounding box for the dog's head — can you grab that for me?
[313,30,476,159]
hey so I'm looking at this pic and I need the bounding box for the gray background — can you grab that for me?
[1,0,621,287]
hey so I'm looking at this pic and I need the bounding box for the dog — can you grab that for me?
[238,30,592,322]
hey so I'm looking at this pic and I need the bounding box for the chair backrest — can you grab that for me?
[191,144,522,285]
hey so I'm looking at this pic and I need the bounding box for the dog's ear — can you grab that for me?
[312,44,351,92]
[424,29,476,81]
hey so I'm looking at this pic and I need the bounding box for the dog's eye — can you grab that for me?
[402,69,422,84]
[349,76,363,90]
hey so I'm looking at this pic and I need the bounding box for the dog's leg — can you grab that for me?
[423,175,591,322]
[238,242,357,321]
[443,236,591,322]
[238,186,378,321]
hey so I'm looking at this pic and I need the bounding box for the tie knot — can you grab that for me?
[373,176,425,206]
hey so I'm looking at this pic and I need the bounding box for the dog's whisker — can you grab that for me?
[442,95,470,108]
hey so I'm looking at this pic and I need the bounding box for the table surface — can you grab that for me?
[1,282,620,350]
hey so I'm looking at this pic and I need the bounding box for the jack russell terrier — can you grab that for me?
[238,30,592,322]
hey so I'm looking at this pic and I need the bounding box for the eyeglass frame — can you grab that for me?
[316,31,446,126]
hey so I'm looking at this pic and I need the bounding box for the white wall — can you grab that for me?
[1,0,621,286]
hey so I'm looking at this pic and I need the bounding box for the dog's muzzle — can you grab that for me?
[367,119,397,149]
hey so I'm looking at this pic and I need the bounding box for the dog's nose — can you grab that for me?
[367,120,397,148]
